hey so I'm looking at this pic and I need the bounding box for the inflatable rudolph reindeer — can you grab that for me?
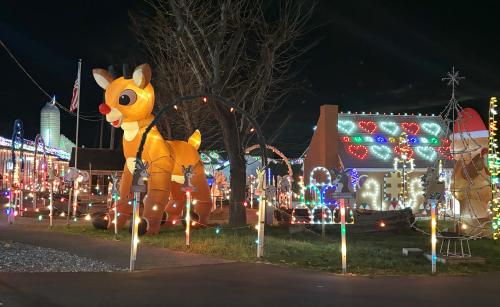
[93,64,212,235]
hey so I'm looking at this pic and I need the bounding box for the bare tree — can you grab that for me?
[133,0,314,225]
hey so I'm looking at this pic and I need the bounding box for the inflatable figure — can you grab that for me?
[451,108,491,228]
[93,64,212,234]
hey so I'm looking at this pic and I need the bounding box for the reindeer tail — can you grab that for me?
[188,129,201,150]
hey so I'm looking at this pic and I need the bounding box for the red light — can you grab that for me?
[358,120,377,134]
[243,201,248,207]
[172,220,177,225]
[347,145,368,160]
[379,221,386,228]
[401,122,420,135]
[202,96,208,103]
[341,136,351,143]
[394,145,414,160]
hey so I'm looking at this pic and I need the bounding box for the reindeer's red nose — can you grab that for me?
[99,103,111,115]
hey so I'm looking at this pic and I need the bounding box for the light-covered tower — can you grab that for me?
[40,99,60,148]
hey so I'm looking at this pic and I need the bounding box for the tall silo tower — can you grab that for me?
[40,100,60,148]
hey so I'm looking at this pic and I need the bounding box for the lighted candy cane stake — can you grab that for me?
[48,162,54,228]
[430,196,437,274]
[110,172,120,237]
[181,165,196,246]
[256,167,266,258]
[340,199,347,274]
[130,159,148,271]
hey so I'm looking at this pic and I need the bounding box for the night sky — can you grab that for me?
[1,0,500,157]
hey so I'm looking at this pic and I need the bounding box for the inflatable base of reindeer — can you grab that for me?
[91,64,212,235]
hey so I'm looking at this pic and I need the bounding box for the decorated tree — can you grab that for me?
[132,0,314,225]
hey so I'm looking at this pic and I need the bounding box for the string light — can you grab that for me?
[401,122,420,135]
[347,145,368,160]
[379,121,400,136]
[414,146,437,161]
[421,122,442,136]
[488,97,500,239]
[309,166,331,186]
[337,120,357,134]
[358,120,377,134]
[370,145,392,160]
[361,178,380,210]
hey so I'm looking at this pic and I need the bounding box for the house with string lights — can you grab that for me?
[303,105,453,214]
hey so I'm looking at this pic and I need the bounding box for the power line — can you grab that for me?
[0,38,101,121]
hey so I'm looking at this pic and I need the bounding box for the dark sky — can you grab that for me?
[1,0,500,157]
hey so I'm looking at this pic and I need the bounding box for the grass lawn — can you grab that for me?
[53,223,500,276]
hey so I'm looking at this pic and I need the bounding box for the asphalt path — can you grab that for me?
[0,218,499,307]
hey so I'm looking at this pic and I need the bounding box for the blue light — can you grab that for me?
[374,135,387,144]
[408,135,419,144]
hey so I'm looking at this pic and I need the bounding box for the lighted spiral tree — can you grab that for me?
[488,97,500,239]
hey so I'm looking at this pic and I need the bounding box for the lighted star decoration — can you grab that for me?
[441,66,465,99]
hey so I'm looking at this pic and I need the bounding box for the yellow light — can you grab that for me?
[152,204,158,211]
[84,214,91,221]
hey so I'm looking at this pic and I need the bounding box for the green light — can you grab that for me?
[352,136,364,143]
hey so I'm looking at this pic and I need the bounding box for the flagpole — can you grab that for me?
[74,59,82,169]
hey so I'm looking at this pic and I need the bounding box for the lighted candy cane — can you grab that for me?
[408,177,424,210]
[32,134,47,214]
[361,178,381,210]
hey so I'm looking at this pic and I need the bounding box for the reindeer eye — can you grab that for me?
[118,89,137,106]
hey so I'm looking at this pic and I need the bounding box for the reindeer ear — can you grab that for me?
[133,64,152,89]
[93,68,114,90]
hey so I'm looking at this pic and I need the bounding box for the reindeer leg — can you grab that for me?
[191,162,212,226]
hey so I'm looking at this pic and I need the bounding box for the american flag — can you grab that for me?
[70,77,79,112]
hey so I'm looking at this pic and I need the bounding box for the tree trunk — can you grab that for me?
[218,108,247,226]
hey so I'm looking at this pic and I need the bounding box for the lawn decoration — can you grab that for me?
[292,166,359,273]
[393,132,415,208]
[7,119,25,224]
[488,97,500,239]
[440,69,492,236]
[31,134,47,214]
[255,167,266,257]
[93,64,212,235]
[181,165,196,246]
[211,171,229,210]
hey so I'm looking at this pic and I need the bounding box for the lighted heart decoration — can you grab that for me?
[421,122,441,136]
[370,145,392,160]
[414,146,437,161]
[359,121,377,134]
[401,122,420,135]
[379,121,400,136]
[347,145,369,160]
[338,120,356,134]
